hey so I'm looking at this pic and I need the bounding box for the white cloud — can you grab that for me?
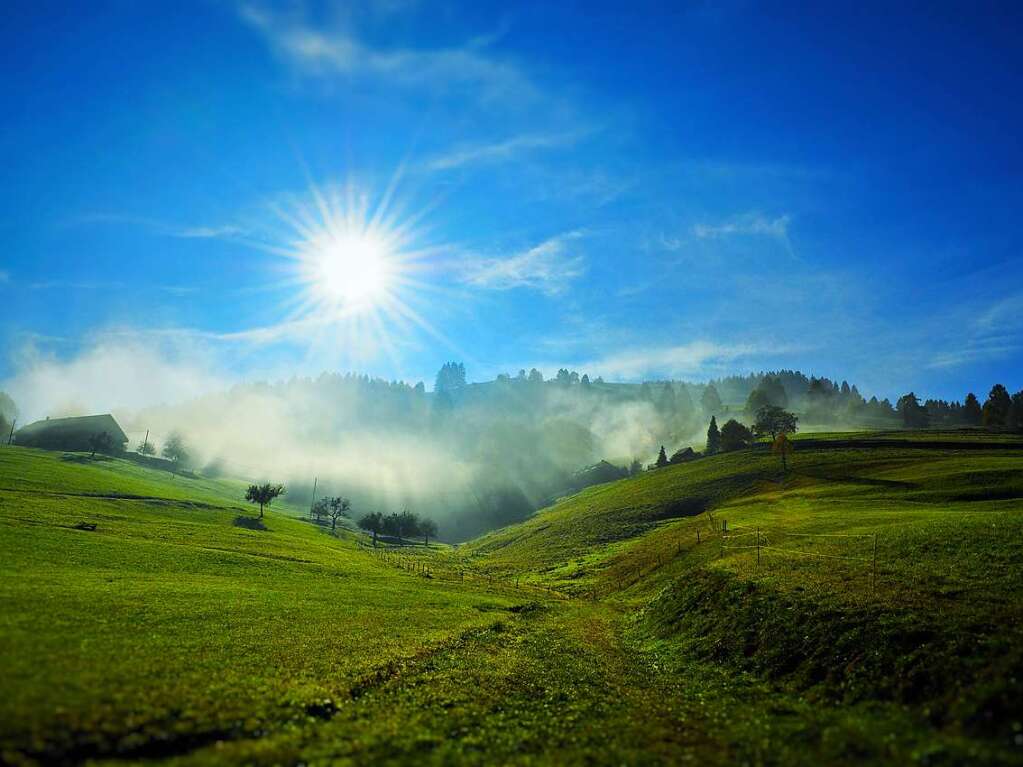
[460,231,586,296]
[4,332,228,422]
[578,340,765,380]
[173,225,245,239]
[926,290,1023,370]
[239,4,535,103]
[692,212,791,240]
[423,132,582,172]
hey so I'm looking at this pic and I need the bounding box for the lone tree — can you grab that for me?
[753,405,799,440]
[161,432,190,465]
[88,431,114,458]
[358,511,385,546]
[772,433,794,473]
[136,439,156,456]
[420,518,438,546]
[655,445,669,468]
[719,419,753,452]
[245,482,285,519]
[706,416,721,455]
[326,496,351,533]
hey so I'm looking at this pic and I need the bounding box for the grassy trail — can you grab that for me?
[161,601,733,766]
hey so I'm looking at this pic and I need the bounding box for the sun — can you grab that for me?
[251,177,458,368]
[312,230,393,309]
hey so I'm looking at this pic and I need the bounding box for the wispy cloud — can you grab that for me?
[460,231,586,296]
[692,212,791,240]
[423,131,582,172]
[239,3,535,103]
[174,225,245,239]
[579,340,779,380]
[69,213,246,241]
[29,280,126,291]
[926,290,1023,370]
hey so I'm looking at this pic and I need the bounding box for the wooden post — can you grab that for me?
[309,477,318,519]
[720,520,727,558]
[697,529,701,544]
[756,528,761,568]
[7,418,16,445]
[872,533,878,593]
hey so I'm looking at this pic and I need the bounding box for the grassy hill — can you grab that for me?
[2,434,1022,765]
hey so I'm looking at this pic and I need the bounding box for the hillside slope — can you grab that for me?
[461,432,1023,760]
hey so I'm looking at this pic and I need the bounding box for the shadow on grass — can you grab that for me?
[233,515,268,531]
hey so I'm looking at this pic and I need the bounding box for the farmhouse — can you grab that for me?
[15,414,128,453]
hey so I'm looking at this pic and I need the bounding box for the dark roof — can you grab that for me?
[16,414,128,443]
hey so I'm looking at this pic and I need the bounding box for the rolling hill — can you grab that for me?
[1,432,1022,765]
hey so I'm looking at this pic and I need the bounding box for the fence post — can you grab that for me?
[756,528,761,568]
[697,529,701,544]
[720,520,727,558]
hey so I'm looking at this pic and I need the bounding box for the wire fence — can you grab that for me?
[719,520,879,591]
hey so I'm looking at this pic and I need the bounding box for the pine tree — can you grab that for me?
[655,446,668,468]
[982,384,1012,427]
[706,416,721,455]
[963,392,982,426]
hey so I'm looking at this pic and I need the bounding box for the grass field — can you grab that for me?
[2,435,1022,765]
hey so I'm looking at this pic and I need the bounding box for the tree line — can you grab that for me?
[309,496,439,546]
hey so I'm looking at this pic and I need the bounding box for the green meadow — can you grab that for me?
[2,434,1022,765]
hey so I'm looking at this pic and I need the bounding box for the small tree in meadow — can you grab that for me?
[245,482,285,519]
[772,433,794,473]
[136,439,156,456]
[326,497,351,533]
[420,518,438,546]
[753,405,798,441]
[359,511,385,546]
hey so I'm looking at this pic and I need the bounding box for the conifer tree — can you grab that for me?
[655,446,668,468]
[706,416,721,454]
[963,392,982,426]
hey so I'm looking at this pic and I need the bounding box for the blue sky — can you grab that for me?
[2,0,1022,413]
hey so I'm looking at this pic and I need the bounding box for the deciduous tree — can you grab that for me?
[245,482,284,519]
[326,497,351,532]
[720,419,753,452]
[420,518,438,546]
[358,511,384,546]
[753,406,798,440]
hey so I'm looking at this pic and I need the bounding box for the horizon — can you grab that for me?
[1,2,1021,413]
